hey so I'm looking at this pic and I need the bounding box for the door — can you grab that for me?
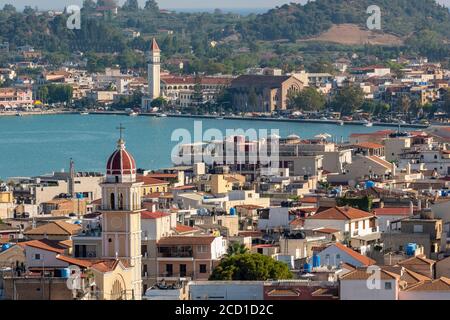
[166,264,173,276]
[180,264,187,277]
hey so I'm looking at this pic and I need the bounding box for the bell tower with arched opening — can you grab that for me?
[100,124,143,299]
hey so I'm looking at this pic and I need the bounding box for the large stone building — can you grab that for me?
[229,75,304,112]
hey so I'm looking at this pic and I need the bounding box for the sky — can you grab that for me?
[0,0,448,11]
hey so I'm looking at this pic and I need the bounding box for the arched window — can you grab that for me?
[110,193,115,210]
[119,193,124,210]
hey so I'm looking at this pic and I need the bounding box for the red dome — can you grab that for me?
[106,139,136,175]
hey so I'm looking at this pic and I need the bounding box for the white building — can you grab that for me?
[340,268,399,300]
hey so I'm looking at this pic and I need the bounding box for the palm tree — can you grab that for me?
[226,242,249,257]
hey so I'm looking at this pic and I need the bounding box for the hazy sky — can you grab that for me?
[0,0,448,10]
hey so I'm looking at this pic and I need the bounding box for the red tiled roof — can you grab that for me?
[137,176,170,185]
[161,76,232,85]
[307,206,373,221]
[147,173,178,179]
[373,207,411,216]
[404,277,450,292]
[300,197,319,204]
[151,38,160,52]
[314,228,340,234]
[56,255,92,268]
[350,130,394,137]
[143,192,173,199]
[141,211,171,219]
[173,224,198,233]
[289,218,305,226]
[353,142,384,149]
[334,243,376,266]
[20,239,66,254]
[235,204,264,210]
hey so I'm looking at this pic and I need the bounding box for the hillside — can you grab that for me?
[298,24,404,46]
[239,0,450,41]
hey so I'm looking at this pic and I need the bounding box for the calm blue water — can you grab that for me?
[0,114,395,179]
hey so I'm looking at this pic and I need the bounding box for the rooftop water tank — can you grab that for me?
[312,254,321,268]
[60,268,71,279]
[229,208,236,216]
[1,243,11,252]
[406,243,417,256]
[74,220,82,225]
[303,263,312,273]
[365,181,375,189]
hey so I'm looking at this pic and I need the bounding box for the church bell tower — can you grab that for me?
[101,125,143,299]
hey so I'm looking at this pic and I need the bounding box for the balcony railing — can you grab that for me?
[157,272,194,278]
[157,251,193,258]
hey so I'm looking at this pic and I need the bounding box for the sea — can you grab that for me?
[0,114,395,179]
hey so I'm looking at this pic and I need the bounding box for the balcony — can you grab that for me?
[158,246,193,258]
[157,272,194,279]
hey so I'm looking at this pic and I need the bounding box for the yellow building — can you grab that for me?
[0,191,14,220]
[100,136,143,299]
[137,176,170,196]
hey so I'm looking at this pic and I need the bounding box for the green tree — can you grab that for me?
[82,0,96,11]
[398,95,411,114]
[3,4,16,13]
[150,96,167,109]
[247,87,258,110]
[330,85,365,115]
[226,242,249,257]
[192,75,203,106]
[144,0,159,12]
[122,0,139,11]
[45,84,73,104]
[210,253,292,281]
[443,89,450,114]
[288,87,326,111]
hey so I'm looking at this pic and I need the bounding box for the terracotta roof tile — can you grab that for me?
[24,221,81,236]
[334,243,376,266]
[404,277,450,292]
[21,239,67,254]
[173,224,198,233]
[353,142,385,149]
[341,268,399,280]
[307,206,373,221]
[398,255,436,266]
[373,207,411,216]
[137,176,169,186]
[141,211,171,219]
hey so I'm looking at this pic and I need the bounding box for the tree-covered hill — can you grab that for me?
[239,0,450,41]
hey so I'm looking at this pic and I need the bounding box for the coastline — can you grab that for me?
[0,109,430,129]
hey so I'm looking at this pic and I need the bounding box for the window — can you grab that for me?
[180,264,187,277]
[385,282,392,290]
[34,253,41,260]
[199,264,207,273]
[413,225,424,233]
[198,245,208,253]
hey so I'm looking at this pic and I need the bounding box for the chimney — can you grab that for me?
[417,199,422,211]
[380,201,384,208]
[409,201,414,216]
